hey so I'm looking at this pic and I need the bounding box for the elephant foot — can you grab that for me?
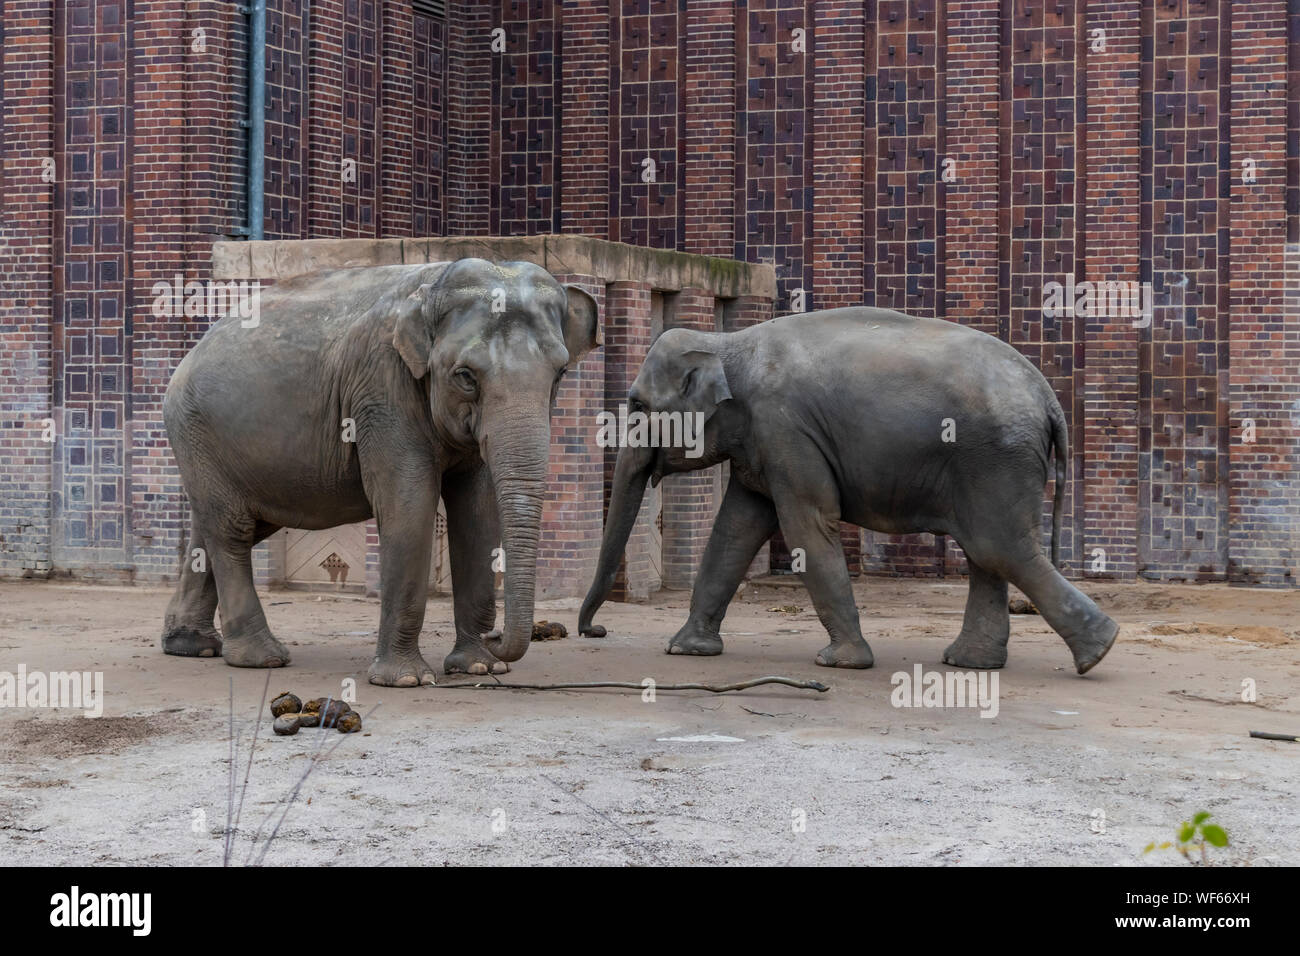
[1068,616,1120,675]
[161,624,223,658]
[666,622,723,657]
[222,630,291,668]
[443,644,509,676]
[815,639,874,669]
[368,650,438,687]
[942,634,1008,670]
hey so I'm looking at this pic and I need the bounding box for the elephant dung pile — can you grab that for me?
[531,620,568,641]
[270,691,361,735]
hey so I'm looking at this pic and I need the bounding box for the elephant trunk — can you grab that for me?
[579,444,653,636]
[483,419,549,664]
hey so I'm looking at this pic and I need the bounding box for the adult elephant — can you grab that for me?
[578,308,1118,675]
[161,258,598,686]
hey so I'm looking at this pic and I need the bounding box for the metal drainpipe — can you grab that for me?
[247,0,266,240]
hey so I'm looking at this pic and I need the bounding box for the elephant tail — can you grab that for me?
[1047,393,1069,569]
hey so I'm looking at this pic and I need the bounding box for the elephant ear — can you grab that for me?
[681,349,732,419]
[561,285,601,370]
[392,283,438,378]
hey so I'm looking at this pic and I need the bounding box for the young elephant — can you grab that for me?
[579,308,1118,675]
[161,258,598,686]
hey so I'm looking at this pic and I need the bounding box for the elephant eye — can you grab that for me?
[453,368,477,392]
[629,397,646,413]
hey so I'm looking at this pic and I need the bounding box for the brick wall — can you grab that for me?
[411,7,447,236]
[1228,1,1298,586]
[683,1,735,257]
[493,0,559,234]
[380,0,415,237]
[446,0,492,233]
[0,0,55,576]
[3,0,1299,590]
[559,0,609,235]
[1081,0,1141,583]
[265,0,307,238]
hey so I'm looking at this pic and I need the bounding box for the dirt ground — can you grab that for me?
[0,576,1296,866]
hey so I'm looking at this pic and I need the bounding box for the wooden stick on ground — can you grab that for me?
[1249,730,1299,742]
[435,675,830,694]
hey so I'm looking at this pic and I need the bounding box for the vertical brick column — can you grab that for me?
[187,0,246,243]
[739,1,810,312]
[660,288,716,590]
[340,5,380,236]
[561,0,609,236]
[52,0,133,576]
[264,0,308,239]
[811,1,864,309]
[1139,0,1232,580]
[493,1,558,234]
[411,11,447,235]
[0,0,55,577]
[446,0,491,235]
[129,0,191,583]
[944,0,1001,335]
[307,0,344,236]
[1082,0,1141,581]
[601,280,656,600]
[613,2,683,249]
[683,0,734,256]
[538,273,606,599]
[379,0,415,237]
[1229,1,1297,585]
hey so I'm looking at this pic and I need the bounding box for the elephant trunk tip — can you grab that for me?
[485,629,530,663]
[578,590,610,637]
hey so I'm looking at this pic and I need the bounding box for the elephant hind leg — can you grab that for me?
[203,510,290,669]
[162,520,222,658]
[942,559,1009,669]
[971,542,1118,675]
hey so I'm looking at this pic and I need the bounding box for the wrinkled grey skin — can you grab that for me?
[161,258,598,686]
[579,308,1119,675]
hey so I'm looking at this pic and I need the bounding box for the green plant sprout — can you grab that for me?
[1144,811,1228,864]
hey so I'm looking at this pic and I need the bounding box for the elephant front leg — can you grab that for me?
[368,493,438,687]
[440,465,508,676]
[668,479,778,658]
[943,559,1010,668]
[770,467,874,669]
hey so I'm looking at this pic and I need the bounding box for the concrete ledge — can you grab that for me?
[212,234,776,300]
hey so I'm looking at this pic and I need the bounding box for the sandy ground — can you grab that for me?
[0,576,1297,866]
